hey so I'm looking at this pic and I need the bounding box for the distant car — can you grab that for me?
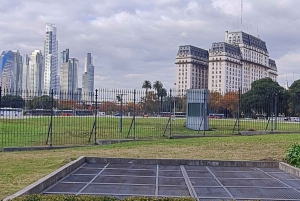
[114,112,122,116]
[290,117,300,122]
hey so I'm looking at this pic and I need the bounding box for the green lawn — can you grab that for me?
[1,116,300,148]
[0,134,300,199]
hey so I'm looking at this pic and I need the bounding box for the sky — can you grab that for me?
[0,0,299,90]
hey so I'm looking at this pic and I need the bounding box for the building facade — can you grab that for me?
[0,50,15,92]
[222,31,278,93]
[12,50,23,92]
[60,49,79,100]
[175,31,278,95]
[174,45,209,96]
[44,23,58,93]
[208,42,242,93]
[82,53,94,102]
[27,50,44,96]
[22,54,30,93]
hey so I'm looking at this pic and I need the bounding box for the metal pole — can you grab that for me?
[174,99,176,120]
[120,95,123,134]
[0,86,2,108]
[50,89,53,147]
[203,90,206,136]
[238,87,241,134]
[274,93,278,130]
[169,89,172,138]
[94,89,98,144]
[133,89,136,139]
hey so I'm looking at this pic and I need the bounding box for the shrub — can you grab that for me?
[9,195,197,201]
[286,143,300,168]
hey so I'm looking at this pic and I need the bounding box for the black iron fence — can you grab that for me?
[0,87,299,148]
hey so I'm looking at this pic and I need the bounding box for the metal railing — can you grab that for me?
[0,87,299,148]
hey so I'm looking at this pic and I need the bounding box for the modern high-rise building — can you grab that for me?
[12,50,23,92]
[21,51,44,98]
[60,49,78,100]
[175,31,278,95]
[0,50,15,92]
[44,23,58,93]
[82,53,94,102]
[27,50,44,96]
[174,46,209,96]
[22,54,30,92]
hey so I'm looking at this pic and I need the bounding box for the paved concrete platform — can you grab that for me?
[41,158,300,200]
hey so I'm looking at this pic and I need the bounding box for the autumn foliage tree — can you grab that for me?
[209,91,223,113]
[99,101,118,115]
[220,92,239,117]
[58,100,78,110]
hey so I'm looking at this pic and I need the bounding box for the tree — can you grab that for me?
[159,88,167,111]
[241,78,288,118]
[99,101,118,115]
[220,92,239,117]
[140,91,158,115]
[288,79,300,116]
[210,91,223,113]
[58,100,77,110]
[142,80,152,113]
[153,81,163,112]
[30,95,53,109]
[153,81,163,95]
[0,95,24,108]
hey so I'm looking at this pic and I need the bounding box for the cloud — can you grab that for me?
[0,0,299,90]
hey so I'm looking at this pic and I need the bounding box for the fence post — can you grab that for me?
[133,89,136,140]
[238,87,241,134]
[169,89,172,139]
[274,92,278,130]
[203,90,206,135]
[50,89,54,147]
[94,89,98,145]
[0,86,2,108]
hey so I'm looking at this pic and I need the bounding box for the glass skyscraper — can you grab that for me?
[44,23,58,93]
[82,53,94,102]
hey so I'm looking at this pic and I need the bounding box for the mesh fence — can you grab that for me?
[0,87,299,147]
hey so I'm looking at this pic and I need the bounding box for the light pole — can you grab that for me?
[116,94,125,134]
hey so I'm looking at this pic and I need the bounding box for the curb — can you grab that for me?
[4,157,297,201]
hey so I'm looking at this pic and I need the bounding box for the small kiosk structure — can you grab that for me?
[186,89,209,131]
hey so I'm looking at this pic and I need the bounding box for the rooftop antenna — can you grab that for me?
[241,0,243,31]
[293,72,295,82]
[257,27,260,38]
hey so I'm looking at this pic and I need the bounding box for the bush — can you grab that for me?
[9,195,197,201]
[286,143,300,168]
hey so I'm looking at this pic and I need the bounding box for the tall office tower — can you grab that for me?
[82,53,94,102]
[12,50,23,92]
[22,55,30,92]
[60,49,78,100]
[0,50,15,92]
[60,48,69,94]
[44,23,58,93]
[174,45,209,96]
[27,50,44,96]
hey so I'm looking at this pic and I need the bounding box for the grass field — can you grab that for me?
[1,116,300,148]
[0,134,299,199]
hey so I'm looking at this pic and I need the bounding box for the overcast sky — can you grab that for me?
[0,0,299,90]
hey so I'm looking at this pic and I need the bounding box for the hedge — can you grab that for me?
[8,195,197,201]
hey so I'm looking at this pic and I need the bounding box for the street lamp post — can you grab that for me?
[116,94,125,134]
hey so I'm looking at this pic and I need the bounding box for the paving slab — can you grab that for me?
[42,160,300,200]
